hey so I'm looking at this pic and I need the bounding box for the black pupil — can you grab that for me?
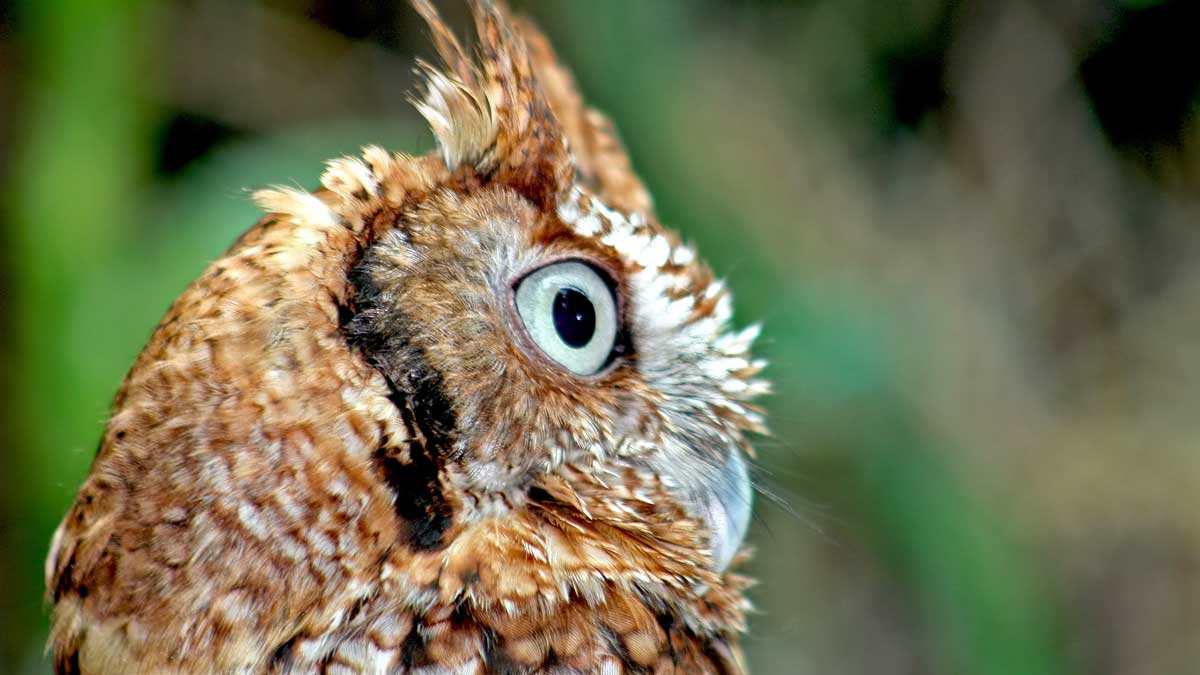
[553,287,596,348]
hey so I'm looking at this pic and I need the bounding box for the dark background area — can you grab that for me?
[2,0,1198,673]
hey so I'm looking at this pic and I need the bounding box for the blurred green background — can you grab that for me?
[2,0,1198,673]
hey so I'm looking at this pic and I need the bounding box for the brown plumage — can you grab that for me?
[45,2,767,673]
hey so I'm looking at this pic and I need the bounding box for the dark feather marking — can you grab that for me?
[599,624,652,675]
[372,444,451,550]
[55,649,81,675]
[657,612,681,667]
[464,604,530,673]
[268,635,297,673]
[344,252,455,551]
[481,627,530,675]
[51,544,77,603]
[399,628,432,669]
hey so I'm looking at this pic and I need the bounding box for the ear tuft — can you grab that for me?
[409,0,573,208]
[411,60,499,171]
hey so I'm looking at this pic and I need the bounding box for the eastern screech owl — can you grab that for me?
[45,1,768,672]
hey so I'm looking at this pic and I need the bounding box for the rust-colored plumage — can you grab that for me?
[46,2,767,673]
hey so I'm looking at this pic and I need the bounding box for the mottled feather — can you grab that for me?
[46,2,765,673]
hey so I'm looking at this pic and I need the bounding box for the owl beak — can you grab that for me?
[699,450,753,573]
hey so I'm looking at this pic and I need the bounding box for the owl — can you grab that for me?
[45,1,768,673]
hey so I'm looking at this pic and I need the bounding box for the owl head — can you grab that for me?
[43,1,767,670]
[217,0,763,653]
[45,1,768,670]
[252,0,767,594]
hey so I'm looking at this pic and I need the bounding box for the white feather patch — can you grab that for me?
[252,187,339,229]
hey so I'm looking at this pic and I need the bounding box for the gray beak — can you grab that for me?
[700,450,753,572]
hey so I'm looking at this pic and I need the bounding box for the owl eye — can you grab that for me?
[514,260,619,376]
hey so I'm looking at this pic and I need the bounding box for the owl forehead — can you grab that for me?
[407,187,621,271]
[556,186,723,330]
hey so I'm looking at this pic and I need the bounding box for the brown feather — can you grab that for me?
[46,2,765,673]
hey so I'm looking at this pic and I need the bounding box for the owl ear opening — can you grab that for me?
[410,0,574,209]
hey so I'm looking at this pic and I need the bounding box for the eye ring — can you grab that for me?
[511,259,622,376]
